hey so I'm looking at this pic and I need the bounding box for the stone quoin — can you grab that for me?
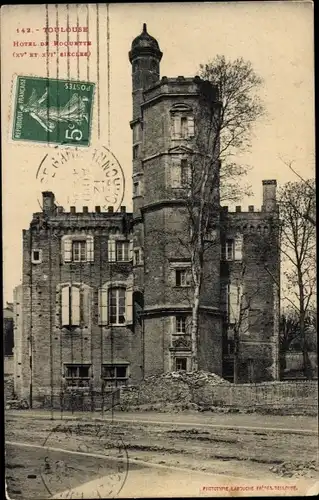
[13,25,280,408]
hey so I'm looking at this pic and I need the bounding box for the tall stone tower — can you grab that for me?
[129,25,223,377]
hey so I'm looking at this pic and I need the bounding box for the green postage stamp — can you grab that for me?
[12,76,95,146]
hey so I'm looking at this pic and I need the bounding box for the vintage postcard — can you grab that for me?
[2,2,317,499]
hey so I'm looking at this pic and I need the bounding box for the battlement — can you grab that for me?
[221,180,278,217]
[41,192,129,216]
[28,192,133,231]
[142,75,218,107]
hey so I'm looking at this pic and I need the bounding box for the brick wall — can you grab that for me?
[17,207,143,407]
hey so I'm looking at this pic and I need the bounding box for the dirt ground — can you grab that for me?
[5,411,318,499]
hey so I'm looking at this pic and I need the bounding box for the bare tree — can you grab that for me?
[178,56,265,370]
[279,158,316,226]
[278,180,316,378]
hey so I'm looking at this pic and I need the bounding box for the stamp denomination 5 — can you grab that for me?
[12,76,95,146]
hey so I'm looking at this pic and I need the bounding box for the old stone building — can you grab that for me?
[13,25,280,408]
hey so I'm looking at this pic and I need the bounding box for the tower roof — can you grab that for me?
[129,23,162,62]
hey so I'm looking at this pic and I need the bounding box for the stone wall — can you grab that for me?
[195,380,318,409]
[121,372,318,411]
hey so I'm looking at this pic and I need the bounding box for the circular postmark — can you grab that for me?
[36,145,125,213]
[40,419,129,499]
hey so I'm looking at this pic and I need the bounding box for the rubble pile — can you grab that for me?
[120,370,230,411]
[270,460,318,479]
[5,399,29,410]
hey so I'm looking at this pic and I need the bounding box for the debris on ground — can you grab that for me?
[5,399,29,410]
[270,460,318,478]
[120,370,230,410]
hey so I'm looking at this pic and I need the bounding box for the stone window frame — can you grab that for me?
[175,315,187,334]
[222,239,234,261]
[170,154,192,189]
[63,363,92,389]
[133,247,144,267]
[170,351,191,372]
[31,248,43,264]
[170,103,195,140]
[170,261,192,288]
[222,234,243,261]
[101,362,130,387]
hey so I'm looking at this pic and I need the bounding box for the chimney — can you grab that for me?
[95,206,101,213]
[70,206,76,214]
[221,206,228,213]
[108,206,114,213]
[248,205,254,212]
[120,206,126,212]
[262,180,277,212]
[42,191,55,214]
[56,206,64,214]
[235,206,241,213]
[83,206,88,213]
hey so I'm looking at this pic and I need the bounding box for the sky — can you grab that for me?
[1,1,315,303]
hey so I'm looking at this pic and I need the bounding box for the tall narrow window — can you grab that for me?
[133,144,139,159]
[227,283,242,324]
[222,240,234,261]
[108,240,116,262]
[108,288,126,325]
[72,241,86,262]
[61,286,81,327]
[133,182,140,196]
[181,116,188,138]
[234,234,243,261]
[172,116,181,139]
[181,159,190,186]
[175,269,191,287]
[116,241,130,262]
[175,316,186,333]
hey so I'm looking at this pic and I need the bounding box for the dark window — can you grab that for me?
[33,251,40,261]
[133,144,139,159]
[101,364,129,387]
[222,240,234,261]
[133,182,140,196]
[181,159,189,186]
[134,249,140,265]
[175,269,190,287]
[175,357,187,371]
[65,364,90,388]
